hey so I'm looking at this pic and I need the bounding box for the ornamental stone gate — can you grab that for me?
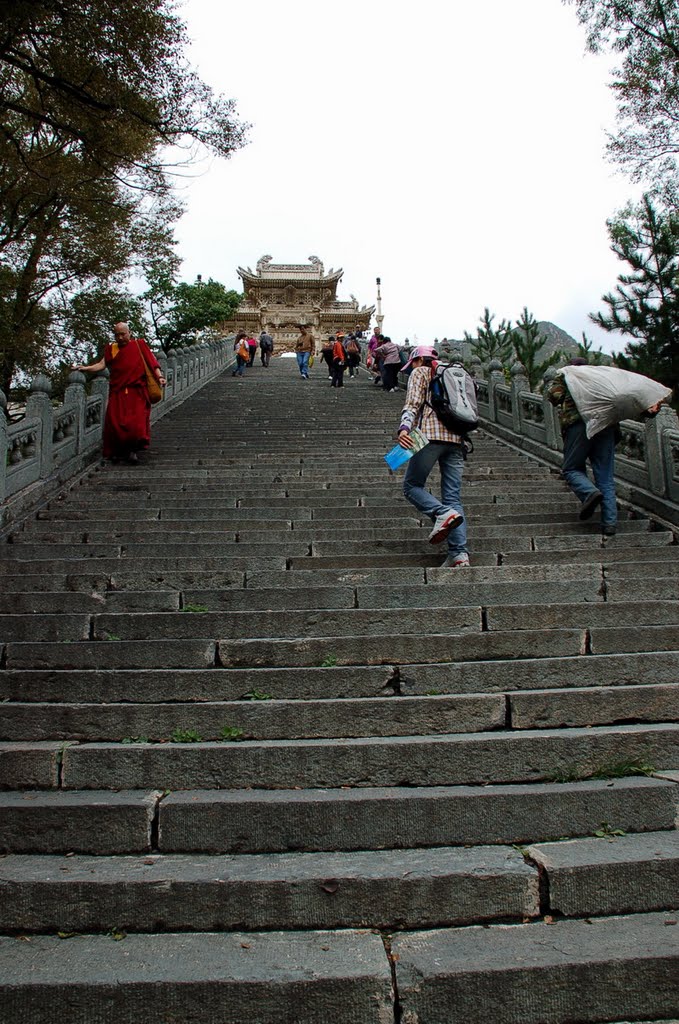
[234,254,375,349]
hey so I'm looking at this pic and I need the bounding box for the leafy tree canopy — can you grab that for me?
[147,277,242,352]
[565,0,679,201]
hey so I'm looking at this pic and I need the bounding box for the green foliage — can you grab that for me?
[242,689,273,701]
[320,655,338,667]
[576,331,604,365]
[170,728,203,743]
[148,277,242,352]
[464,307,514,365]
[566,0,679,202]
[220,726,245,742]
[589,757,656,780]
[592,195,679,391]
[510,307,563,390]
[0,0,246,390]
[593,822,626,839]
[182,603,210,613]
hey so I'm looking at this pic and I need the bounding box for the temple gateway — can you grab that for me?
[235,255,375,349]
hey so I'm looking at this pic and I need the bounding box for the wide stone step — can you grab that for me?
[0,790,158,853]
[0,929,393,1024]
[392,911,679,1024]
[0,693,505,742]
[156,777,677,854]
[0,845,538,932]
[9,723,674,790]
[527,830,679,917]
[510,684,679,729]
[4,649,677,702]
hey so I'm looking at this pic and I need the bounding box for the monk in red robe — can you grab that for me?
[75,323,166,463]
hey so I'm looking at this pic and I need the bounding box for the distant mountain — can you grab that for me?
[437,321,609,365]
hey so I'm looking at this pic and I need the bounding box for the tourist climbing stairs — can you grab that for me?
[1,357,679,1023]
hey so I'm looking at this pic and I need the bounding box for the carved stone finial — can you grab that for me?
[510,361,527,378]
[488,359,504,374]
[0,389,6,412]
[67,371,86,386]
[30,374,52,395]
[543,366,558,384]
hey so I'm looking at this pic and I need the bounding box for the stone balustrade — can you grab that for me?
[1,336,235,530]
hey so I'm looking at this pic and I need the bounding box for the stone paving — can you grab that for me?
[1,356,679,1022]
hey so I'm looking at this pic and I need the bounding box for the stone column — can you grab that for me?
[542,367,561,450]
[90,370,109,452]
[469,356,483,381]
[24,374,54,479]
[510,361,529,434]
[64,371,87,453]
[645,403,679,496]
[0,390,7,504]
[487,360,504,424]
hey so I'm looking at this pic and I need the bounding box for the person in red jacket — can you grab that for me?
[74,322,165,464]
[331,333,347,388]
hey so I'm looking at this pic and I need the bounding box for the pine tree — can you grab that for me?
[591,194,679,390]
[510,308,563,390]
[576,331,604,364]
[463,308,514,365]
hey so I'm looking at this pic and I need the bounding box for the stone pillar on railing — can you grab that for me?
[487,359,504,424]
[469,355,483,381]
[64,371,87,453]
[542,367,561,449]
[510,362,529,434]
[645,404,679,496]
[25,374,53,478]
[0,390,7,503]
[166,350,177,398]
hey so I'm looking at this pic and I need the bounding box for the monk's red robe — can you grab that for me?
[103,338,160,459]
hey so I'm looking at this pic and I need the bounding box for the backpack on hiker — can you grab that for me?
[346,339,360,355]
[427,362,479,437]
[236,340,249,361]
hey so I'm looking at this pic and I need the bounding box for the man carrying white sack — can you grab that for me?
[547,360,672,536]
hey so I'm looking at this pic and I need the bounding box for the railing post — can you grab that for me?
[487,360,504,424]
[510,362,529,434]
[542,367,561,450]
[24,374,53,479]
[0,390,7,504]
[64,371,87,454]
[645,404,679,496]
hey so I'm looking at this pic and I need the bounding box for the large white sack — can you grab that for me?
[561,365,672,438]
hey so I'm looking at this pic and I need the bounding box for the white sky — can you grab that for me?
[175,0,638,353]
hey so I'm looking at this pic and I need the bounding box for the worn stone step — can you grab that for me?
[3,650,677,705]
[0,845,538,933]
[392,911,679,1024]
[91,605,482,641]
[486,600,679,631]
[0,541,313,560]
[0,556,286,575]
[0,693,505,742]
[527,830,679,917]
[0,791,158,853]
[0,929,393,1024]
[157,777,678,854]
[510,684,679,729]
[40,723,679,791]
[0,614,91,642]
[0,593,105,614]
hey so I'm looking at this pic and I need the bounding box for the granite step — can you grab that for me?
[1,777,674,855]
[391,911,679,1024]
[0,929,394,1024]
[0,845,538,932]
[2,722,674,791]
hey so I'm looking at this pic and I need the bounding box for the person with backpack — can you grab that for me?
[396,345,473,568]
[374,336,401,391]
[331,333,347,388]
[345,333,361,378]
[321,335,335,379]
[231,332,250,377]
[259,330,274,367]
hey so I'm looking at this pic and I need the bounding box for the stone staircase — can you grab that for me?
[1,358,679,1023]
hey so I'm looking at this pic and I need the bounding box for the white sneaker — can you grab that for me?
[428,509,464,544]
[442,553,470,567]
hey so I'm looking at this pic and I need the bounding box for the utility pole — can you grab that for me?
[375,277,384,335]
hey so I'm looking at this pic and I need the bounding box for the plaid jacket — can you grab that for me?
[546,371,582,431]
[399,365,463,444]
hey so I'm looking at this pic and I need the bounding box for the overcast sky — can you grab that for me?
[175,0,638,353]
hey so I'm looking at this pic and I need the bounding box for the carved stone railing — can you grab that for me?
[1,335,235,530]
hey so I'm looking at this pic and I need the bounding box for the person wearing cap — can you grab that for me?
[397,346,469,567]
